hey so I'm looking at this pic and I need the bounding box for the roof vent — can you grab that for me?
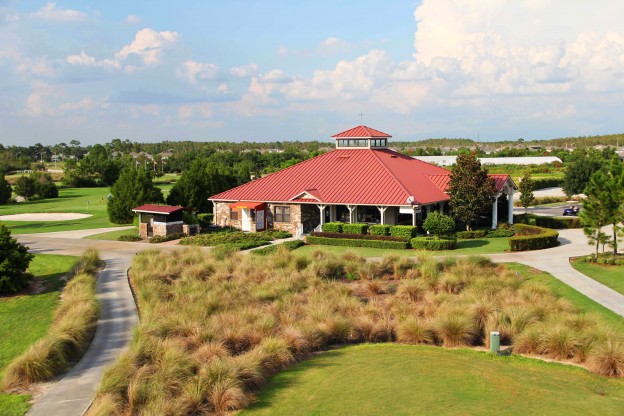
[391,155,398,158]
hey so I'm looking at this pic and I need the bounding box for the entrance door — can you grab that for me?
[241,208,251,231]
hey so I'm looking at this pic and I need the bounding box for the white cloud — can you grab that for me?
[66,50,120,69]
[116,28,179,65]
[230,63,258,78]
[318,36,351,55]
[125,15,141,25]
[217,83,229,94]
[276,46,289,58]
[176,60,219,84]
[31,2,86,22]
[178,103,212,119]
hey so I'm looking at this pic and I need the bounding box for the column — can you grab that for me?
[377,206,388,225]
[329,205,336,222]
[317,204,326,226]
[492,195,499,229]
[347,205,356,224]
[412,206,418,227]
[508,188,514,224]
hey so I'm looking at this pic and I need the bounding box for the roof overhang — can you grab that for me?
[228,201,266,210]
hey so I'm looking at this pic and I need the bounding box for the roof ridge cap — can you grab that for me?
[369,149,413,203]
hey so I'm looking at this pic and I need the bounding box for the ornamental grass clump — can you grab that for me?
[88,249,624,415]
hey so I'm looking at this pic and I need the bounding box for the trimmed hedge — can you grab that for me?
[369,224,391,236]
[509,224,559,251]
[149,232,185,243]
[534,216,582,229]
[486,228,515,238]
[410,237,457,250]
[310,232,406,242]
[533,177,564,190]
[342,223,369,235]
[390,225,418,240]
[322,222,343,233]
[306,236,409,250]
[457,230,487,239]
[197,213,213,228]
[117,234,142,242]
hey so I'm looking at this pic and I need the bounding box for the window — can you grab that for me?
[274,206,291,223]
[230,209,239,221]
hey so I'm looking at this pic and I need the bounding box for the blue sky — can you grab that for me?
[1,1,624,145]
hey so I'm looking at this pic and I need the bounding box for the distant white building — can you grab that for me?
[414,156,562,167]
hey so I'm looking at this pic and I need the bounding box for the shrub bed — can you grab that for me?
[180,231,273,247]
[509,224,559,251]
[342,223,369,235]
[306,236,409,249]
[532,177,564,190]
[150,232,186,243]
[1,249,101,389]
[410,237,457,250]
[369,224,391,236]
[197,213,213,228]
[390,225,419,240]
[535,216,582,229]
[322,222,343,233]
[457,230,487,239]
[117,234,142,242]
[310,232,406,242]
[486,228,515,238]
[252,240,306,256]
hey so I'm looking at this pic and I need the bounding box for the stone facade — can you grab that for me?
[214,201,303,235]
[138,221,194,239]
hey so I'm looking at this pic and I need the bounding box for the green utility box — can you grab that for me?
[490,331,500,354]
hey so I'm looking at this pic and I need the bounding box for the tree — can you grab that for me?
[30,171,58,198]
[14,176,36,199]
[518,172,535,216]
[108,166,164,224]
[64,144,123,187]
[0,225,34,294]
[166,158,237,213]
[423,211,455,238]
[562,149,603,196]
[448,153,497,230]
[0,172,11,204]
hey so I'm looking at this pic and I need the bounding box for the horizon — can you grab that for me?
[1,1,623,145]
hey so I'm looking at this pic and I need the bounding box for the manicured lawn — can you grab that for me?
[0,185,172,234]
[83,228,138,241]
[0,254,78,415]
[293,237,510,258]
[507,263,624,331]
[571,261,624,296]
[241,344,624,416]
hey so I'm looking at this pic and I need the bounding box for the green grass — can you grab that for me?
[571,261,624,296]
[507,263,624,331]
[294,237,510,258]
[83,228,138,241]
[241,344,624,416]
[0,254,78,415]
[0,185,172,234]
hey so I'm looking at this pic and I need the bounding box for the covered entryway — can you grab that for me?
[229,201,267,232]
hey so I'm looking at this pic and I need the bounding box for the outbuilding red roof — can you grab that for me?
[210,147,453,206]
[132,204,184,214]
[331,125,392,138]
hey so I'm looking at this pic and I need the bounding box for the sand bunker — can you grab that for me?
[0,213,92,221]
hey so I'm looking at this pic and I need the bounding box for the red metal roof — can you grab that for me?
[427,173,515,193]
[490,174,516,191]
[132,204,184,214]
[332,125,392,138]
[211,148,452,206]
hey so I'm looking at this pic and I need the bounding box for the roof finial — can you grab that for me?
[358,113,364,125]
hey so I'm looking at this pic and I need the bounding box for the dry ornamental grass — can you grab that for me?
[88,247,624,416]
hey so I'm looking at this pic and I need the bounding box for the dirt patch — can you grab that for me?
[0,213,92,221]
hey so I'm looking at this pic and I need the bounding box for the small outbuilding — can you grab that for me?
[132,204,199,239]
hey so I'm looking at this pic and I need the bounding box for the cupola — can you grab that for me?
[331,125,392,149]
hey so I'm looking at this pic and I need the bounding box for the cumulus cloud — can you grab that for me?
[66,50,119,69]
[125,14,140,24]
[230,63,258,78]
[31,2,86,22]
[318,36,351,55]
[176,60,219,84]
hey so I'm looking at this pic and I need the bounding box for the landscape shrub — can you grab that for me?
[252,240,305,255]
[342,223,369,235]
[410,237,457,251]
[369,224,391,236]
[532,177,564,190]
[456,230,487,239]
[423,212,455,237]
[31,171,58,199]
[390,225,418,240]
[509,224,559,251]
[87,249,624,415]
[534,216,582,229]
[180,231,273,247]
[197,213,213,228]
[0,172,11,204]
[310,232,405,242]
[306,236,409,250]
[1,249,101,389]
[486,228,515,238]
[117,234,142,242]
[0,224,34,294]
[149,233,186,243]
[322,222,343,233]
[13,175,36,199]
[262,230,292,239]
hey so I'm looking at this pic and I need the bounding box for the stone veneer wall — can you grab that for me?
[214,202,303,234]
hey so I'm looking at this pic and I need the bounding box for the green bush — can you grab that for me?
[306,236,409,250]
[533,177,564,190]
[423,212,455,237]
[369,224,391,236]
[149,233,185,243]
[180,231,273,247]
[410,237,457,250]
[342,223,369,235]
[486,228,515,238]
[509,224,559,251]
[14,176,36,199]
[0,172,11,204]
[390,225,418,241]
[252,240,305,255]
[182,211,198,225]
[117,234,142,242]
[197,213,213,228]
[456,230,487,239]
[534,216,582,229]
[311,232,405,242]
[0,225,34,294]
[322,222,343,233]
[262,230,292,239]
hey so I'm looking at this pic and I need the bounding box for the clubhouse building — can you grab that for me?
[210,126,516,235]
